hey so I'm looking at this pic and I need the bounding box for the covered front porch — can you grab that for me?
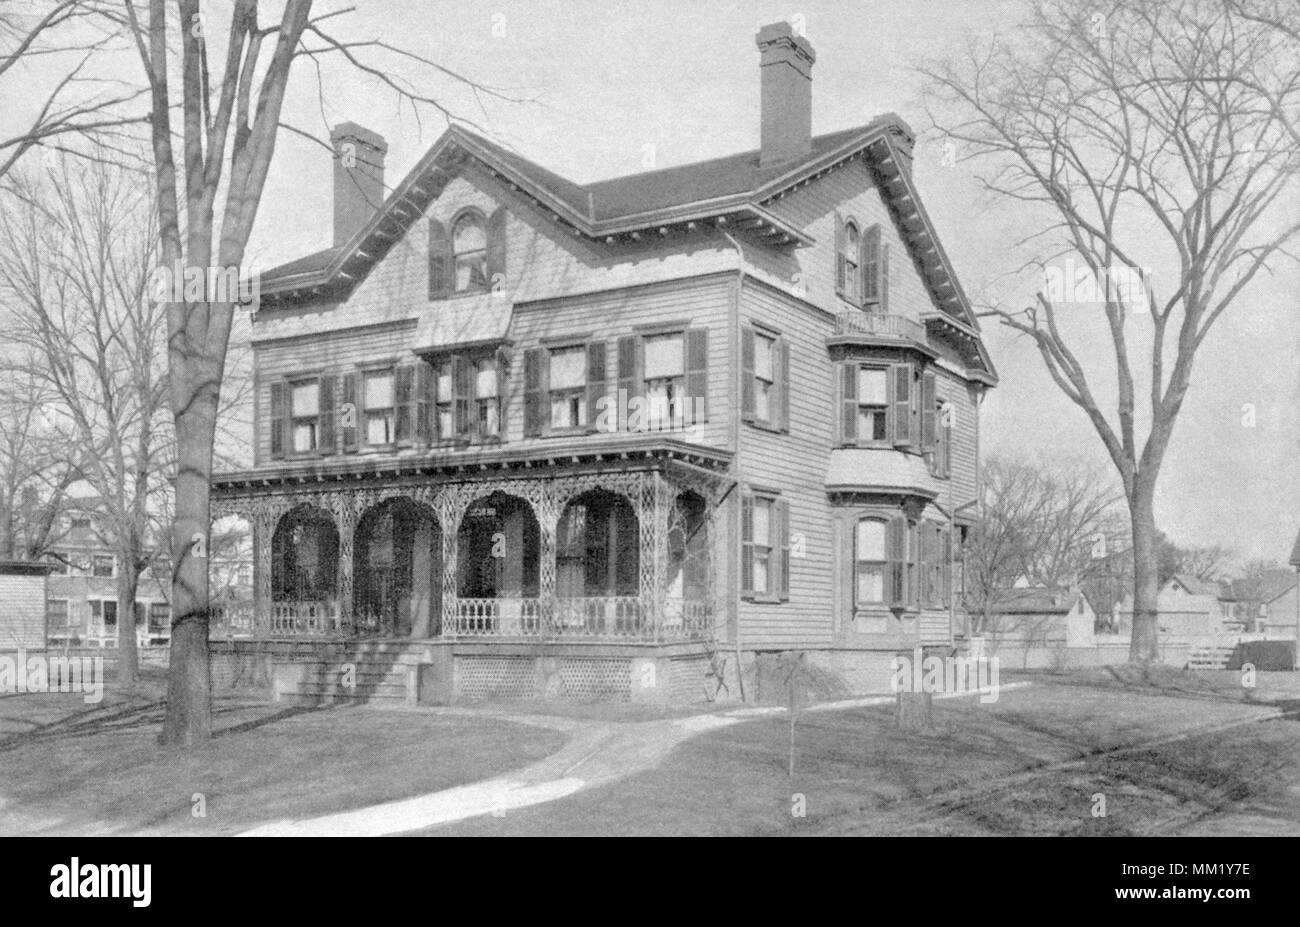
[211,463,724,644]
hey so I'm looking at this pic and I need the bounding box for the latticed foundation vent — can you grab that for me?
[557,658,632,701]
[455,656,537,700]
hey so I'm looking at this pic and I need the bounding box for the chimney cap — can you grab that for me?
[329,121,388,155]
[755,21,815,65]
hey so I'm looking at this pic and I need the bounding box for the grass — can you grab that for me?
[424,672,1300,836]
[0,679,565,836]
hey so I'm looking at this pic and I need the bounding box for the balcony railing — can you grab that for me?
[833,310,927,344]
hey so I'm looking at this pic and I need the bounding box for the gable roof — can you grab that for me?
[989,586,1087,615]
[1169,573,1222,597]
[257,118,995,378]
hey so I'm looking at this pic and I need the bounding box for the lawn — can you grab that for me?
[0,676,565,836]
[423,670,1300,836]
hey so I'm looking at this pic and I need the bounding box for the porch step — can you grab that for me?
[270,643,433,706]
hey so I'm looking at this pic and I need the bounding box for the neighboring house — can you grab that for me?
[43,512,171,647]
[0,561,54,650]
[211,22,997,700]
[1153,573,1227,640]
[985,587,1097,651]
[1253,569,1299,640]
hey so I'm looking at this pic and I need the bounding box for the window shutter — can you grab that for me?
[453,355,472,438]
[863,224,880,304]
[887,515,906,608]
[942,525,952,606]
[486,207,508,292]
[616,335,642,432]
[523,347,546,437]
[940,410,952,478]
[685,327,708,425]
[394,364,416,445]
[341,372,359,452]
[840,362,858,446]
[890,363,913,447]
[318,374,337,456]
[269,381,286,459]
[740,326,755,422]
[416,360,434,445]
[881,241,891,312]
[776,498,790,601]
[428,218,452,300]
[834,211,846,297]
[921,369,937,453]
[585,340,607,432]
[741,495,754,595]
[775,336,790,433]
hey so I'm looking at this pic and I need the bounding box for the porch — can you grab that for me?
[210,467,722,644]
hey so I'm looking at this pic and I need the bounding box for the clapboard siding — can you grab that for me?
[736,280,837,649]
[0,574,47,649]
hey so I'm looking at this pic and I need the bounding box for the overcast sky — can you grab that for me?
[9,0,1299,564]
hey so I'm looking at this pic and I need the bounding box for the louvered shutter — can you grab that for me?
[774,336,789,433]
[840,362,858,445]
[685,328,708,426]
[486,207,508,292]
[921,369,937,454]
[269,381,286,459]
[834,211,846,297]
[881,241,891,312]
[318,374,337,455]
[524,347,546,437]
[585,341,607,432]
[453,355,472,438]
[341,372,359,452]
[741,495,754,595]
[776,498,790,601]
[740,326,755,422]
[428,218,451,299]
[890,363,913,447]
[616,335,642,432]
[863,224,880,304]
[416,360,434,445]
[394,364,416,445]
[887,515,907,608]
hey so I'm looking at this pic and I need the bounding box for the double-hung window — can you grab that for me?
[364,370,395,445]
[857,367,889,442]
[290,380,320,453]
[475,357,500,438]
[854,519,887,606]
[549,346,587,429]
[643,333,684,430]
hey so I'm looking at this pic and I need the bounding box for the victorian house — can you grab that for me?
[211,22,996,702]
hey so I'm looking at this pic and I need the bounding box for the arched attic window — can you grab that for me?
[428,207,508,300]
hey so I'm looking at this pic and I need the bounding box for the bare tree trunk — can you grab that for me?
[160,355,220,746]
[117,561,140,687]
[1128,486,1160,664]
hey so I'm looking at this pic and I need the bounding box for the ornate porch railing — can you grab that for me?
[210,601,257,638]
[454,597,543,636]
[269,600,342,636]
[553,595,645,637]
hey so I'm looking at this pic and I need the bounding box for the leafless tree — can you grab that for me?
[925,0,1300,662]
[0,369,80,560]
[0,0,146,180]
[102,0,508,744]
[964,456,1124,634]
[0,152,172,686]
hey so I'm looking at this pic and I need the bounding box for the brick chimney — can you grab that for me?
[756,22,815,166]
[330,122,388,247]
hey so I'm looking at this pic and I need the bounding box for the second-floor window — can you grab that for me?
[474,357,500,437]
[47,598,69,625]
[290,380,319,453]
[643,333,684,430]
[549,346,587,429]
[435,361,454,439]
[838,361,917,448]
[92,554,114,578]
[856,367,889,442]
[364,370,395,445]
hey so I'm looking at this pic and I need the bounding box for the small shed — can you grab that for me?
[0,560,54,650]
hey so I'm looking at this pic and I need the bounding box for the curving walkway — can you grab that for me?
[238,685,1019,837]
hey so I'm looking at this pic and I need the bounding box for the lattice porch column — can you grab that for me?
[435,488,472,638]
[331,493,359,632]
[534,480,559,636]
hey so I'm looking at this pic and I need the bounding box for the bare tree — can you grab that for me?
[925,0,1300,662]
[0,369,80,560]
[103,0,506,744]
[0,152,171,686]
[0,1,145,180]
[964,456,1123,634]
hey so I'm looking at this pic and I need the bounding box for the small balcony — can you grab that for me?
[830,310,928,348]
